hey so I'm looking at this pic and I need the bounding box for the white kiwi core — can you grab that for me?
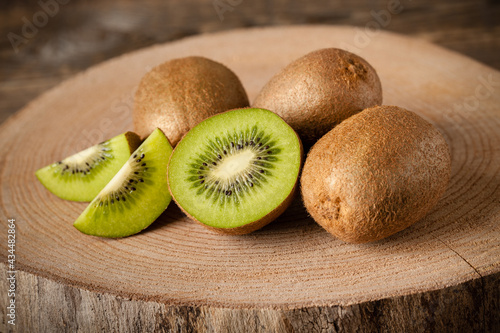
[212,150,255,179]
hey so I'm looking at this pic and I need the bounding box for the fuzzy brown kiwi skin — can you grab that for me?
[252,48,382,146]
[133,56,249,146]
[123,131,142,153]
[167,108,304,235]
[300,105,451,243]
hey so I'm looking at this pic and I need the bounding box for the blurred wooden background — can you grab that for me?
[1,0,499,124]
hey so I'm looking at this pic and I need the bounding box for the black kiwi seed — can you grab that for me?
[94,150,153,206]
[185,127,280,204]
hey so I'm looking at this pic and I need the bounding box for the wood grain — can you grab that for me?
[0,26,499,332]
[1,0,500,125]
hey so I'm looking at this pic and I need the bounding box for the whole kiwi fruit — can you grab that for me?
[301,105,451,243]
[252,48,382,145]
[134,56,249,146]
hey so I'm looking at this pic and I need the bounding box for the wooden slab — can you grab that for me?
[0,26,499,332]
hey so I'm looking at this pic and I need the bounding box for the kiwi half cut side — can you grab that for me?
[168,108,303,235]
[74,128,173,238]
[36,132,141,202]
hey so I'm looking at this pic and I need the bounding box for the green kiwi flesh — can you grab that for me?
[168,108,302,234]
[36,132,141,202]
[74,128,173,238]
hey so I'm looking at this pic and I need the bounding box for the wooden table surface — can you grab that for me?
[1,0,500,125]
[1,25,499,332]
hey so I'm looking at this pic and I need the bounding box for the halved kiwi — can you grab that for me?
[36,132,141,202]
[168,108,302,235]
[73,128,173,238]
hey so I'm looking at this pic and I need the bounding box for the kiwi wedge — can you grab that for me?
[74,128,173,238]
[36,132,141,202]
[168,108,302,235]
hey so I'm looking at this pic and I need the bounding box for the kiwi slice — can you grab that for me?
[36,132,141,202]
[168,108,302,235]
[73,128,173,238]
